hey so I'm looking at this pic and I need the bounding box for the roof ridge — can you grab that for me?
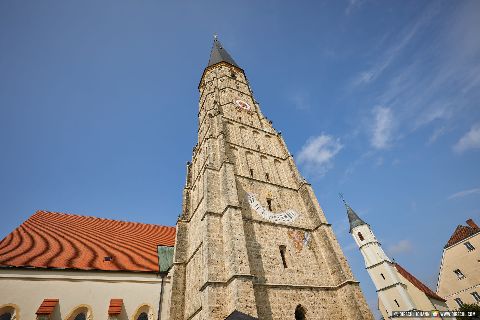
[34,210,175,228]
[444,223,480,248]
[394,263,446,302]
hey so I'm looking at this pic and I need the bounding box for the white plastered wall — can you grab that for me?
[0,268,172,320]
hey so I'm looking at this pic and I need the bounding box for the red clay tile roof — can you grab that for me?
[445,222,480,248]
[394,263,446,302]
[0,210,176,272]
[36,299,59,315]
[108,299,123,315]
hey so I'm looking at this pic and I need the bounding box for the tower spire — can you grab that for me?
[339,194,367,233]
[207,36,239,68]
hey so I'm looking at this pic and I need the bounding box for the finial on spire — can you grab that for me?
[340,194,367,233]
[207,36,239,68]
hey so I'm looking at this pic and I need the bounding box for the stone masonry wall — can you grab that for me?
[168,61,374,320]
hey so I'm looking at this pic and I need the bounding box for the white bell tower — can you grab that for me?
[341,196,417,319]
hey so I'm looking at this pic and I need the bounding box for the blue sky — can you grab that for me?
[1,0,479,317]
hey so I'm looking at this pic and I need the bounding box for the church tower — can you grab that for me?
[168,37,374,320]
[343,198,416,319]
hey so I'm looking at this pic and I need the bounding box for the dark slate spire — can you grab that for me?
[339,194,367,233]
[207,36,239,68]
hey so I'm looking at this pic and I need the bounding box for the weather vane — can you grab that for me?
[339,193,347,206]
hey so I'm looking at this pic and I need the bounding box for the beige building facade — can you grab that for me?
[437,218,480,310]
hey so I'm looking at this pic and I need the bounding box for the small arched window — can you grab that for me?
[279,245,288,268]
[0,305,18,320]
[74,313,86,320]
[133,305,151,320]
[295,305,306,320]
[267,198,273,211]
[137,312,148,320]
[66,306,90,320]
[358,232,364,241]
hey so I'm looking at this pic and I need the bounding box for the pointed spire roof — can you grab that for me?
[340,194,367,233]
[207,36,239,68]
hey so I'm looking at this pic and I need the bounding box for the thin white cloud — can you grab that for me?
[448,188,480,200]
[371,106,394,149]
[387,239,413,255]
[289,90,311,110]
[345,0,365,15]
[343,242,358,252]
[297,134,343,177]
[351,5,438,87]
[453,124,480,154]
[349,1,480,148]
[428,125,448,145]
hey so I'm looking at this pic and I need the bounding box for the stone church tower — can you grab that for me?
[168,37,374,320]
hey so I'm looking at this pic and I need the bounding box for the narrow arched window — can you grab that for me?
[279,245,288,268]
[267,198,273,211]
[74,313,86,320]
[137,312,148,320]
[358,232,364,241]
[295,305,306,320]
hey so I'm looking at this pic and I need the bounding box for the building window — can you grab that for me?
[74,313,86,320]
[267,198,273,211]
[137,312,148,320]
[454,269,465,279]
[464,241,475,251]
[381,273,385,280]
[265,173,270,181]
[295,305,306,320]
[394,299,400,307]
[455,298,464,307]
[471,291,480,302]
[358,232,364,241]
[250,169,254,177]
[279,245,288,268]
[0,313,12,320]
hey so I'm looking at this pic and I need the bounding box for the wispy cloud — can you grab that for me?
[371,106,394,149]
[351,5,438,87]
[333,217,350,237]
[387,239,413,255]
[453,124,480,154]
[428,125,449,145]
[345,0,366,15]
[288,90,311,110]
[448,188,480,200]
[343,242,358,252]
[297,134,343,177]
[350,1,480,148]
